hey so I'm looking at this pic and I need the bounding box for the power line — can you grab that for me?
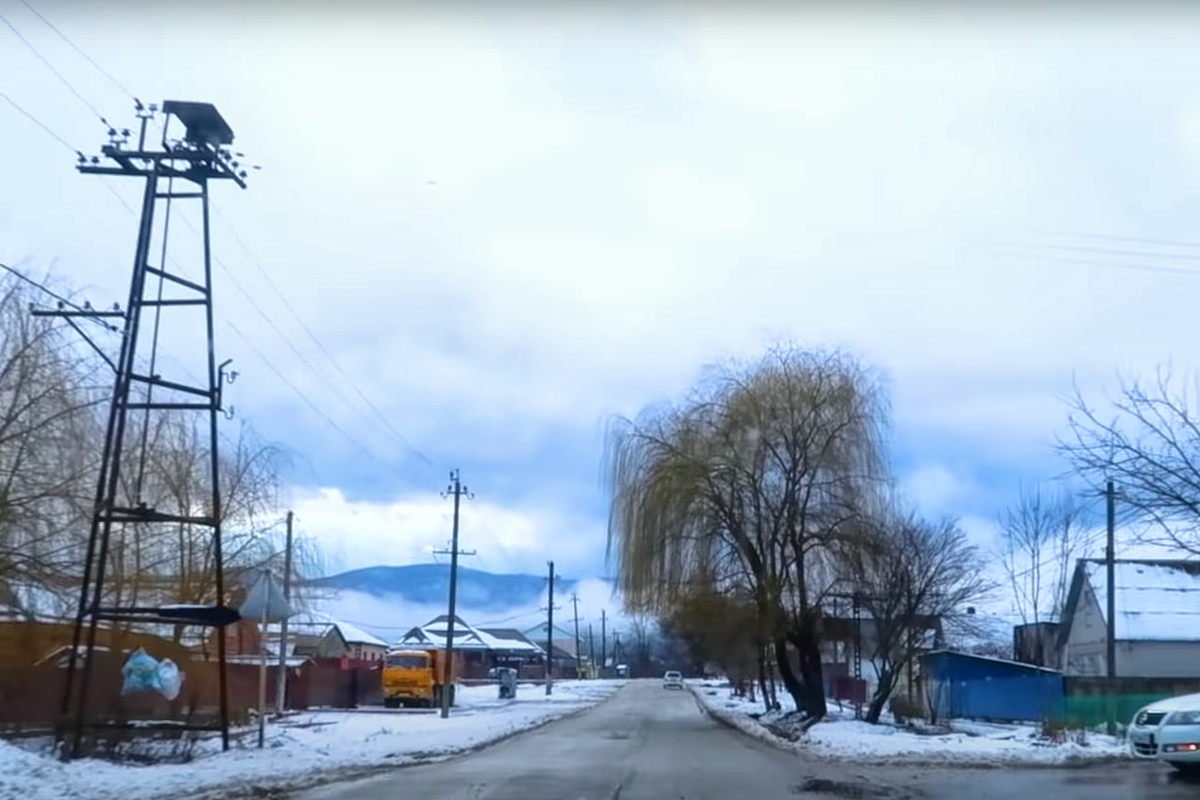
[0,260,89,314]
[0,89,76,152]
[0,9,104,121]
[209,204,436,468]
[17,0,136,101]
[225,318,396,471]
[171,212,433,467]
[4,21,435,474]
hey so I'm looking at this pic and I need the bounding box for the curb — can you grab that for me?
[686,685,1133,771]
[187,691,623,800]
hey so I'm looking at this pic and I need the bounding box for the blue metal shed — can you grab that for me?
[921,649,1064,723]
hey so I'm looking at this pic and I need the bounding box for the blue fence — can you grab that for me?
[929,674,1064,723]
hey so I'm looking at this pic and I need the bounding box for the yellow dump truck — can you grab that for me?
[382,648,460,709]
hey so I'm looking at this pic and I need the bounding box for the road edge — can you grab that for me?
[687,684,1131,771]
[189,688,627,800]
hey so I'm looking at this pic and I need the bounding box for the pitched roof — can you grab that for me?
[263,611,387,648]
[1066,558,1200,642]
[398,616,543,653]
[479,628,542,651]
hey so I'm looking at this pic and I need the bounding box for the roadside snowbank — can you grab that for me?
[688,680,1130,766]
[0,680,626,800]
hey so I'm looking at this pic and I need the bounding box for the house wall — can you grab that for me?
[348,643,386,662]
[1115,641,1200,679]
[1064,581,1200,678]
[1063,582,1108,675]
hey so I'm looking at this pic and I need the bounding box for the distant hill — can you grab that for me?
[307,563,591,611]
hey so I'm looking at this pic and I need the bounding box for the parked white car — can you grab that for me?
[1129,692,1200,772]
[663,670,683,689]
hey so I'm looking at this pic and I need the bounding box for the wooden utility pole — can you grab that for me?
[570,593,581,678]
[435,470,475,719]
[588,623,596,679]
[274,511,294,714]
[600,609,607,679]
[545,561,556,696]
[1105,480,1117,736]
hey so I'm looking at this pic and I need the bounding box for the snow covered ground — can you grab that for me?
[688,680,1131,766]
[0,680,626,800]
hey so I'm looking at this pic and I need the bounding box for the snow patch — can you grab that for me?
[0,680,626,800]
[688,680,1131,766]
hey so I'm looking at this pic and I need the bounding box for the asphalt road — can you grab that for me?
[295,680,1200,800]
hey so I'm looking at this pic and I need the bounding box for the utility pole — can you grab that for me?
[48,100,250,759]
[434,470,475,719]
[1105,479,1117,736]
[275,511,294,714]
[588,623,596,679]
[545,561,558,695]
[614,632,622,669]
[570,593,582,679]
[601,609,607,679]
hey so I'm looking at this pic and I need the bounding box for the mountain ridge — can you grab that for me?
[308,563,607,612]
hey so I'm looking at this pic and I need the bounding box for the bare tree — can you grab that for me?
[844,507,992,724]
[996,482,1088,626]
[0,276,105,618]
[605,344,890,719]
[1059,367,1200,554]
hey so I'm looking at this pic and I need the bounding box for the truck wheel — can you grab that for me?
[384,698,398,709]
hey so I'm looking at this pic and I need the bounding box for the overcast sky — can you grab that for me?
[4,4,1200,581]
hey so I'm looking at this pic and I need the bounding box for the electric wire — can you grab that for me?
[17,0,136,102]
[1,10,437,471]
[209,204,435,468]
[1,63,418,473]
[225,318,395,471]
[0,9,104,121]
[0,88,77,151]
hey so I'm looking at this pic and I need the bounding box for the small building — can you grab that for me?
[522,622,579,677]
[921,649,1063,723]
[258,612,388,663]
[397,614,500,678]
[1014,622,1063,670]
[398,616,547,678]
[478,627,545,670]
[1059,558,1200,679]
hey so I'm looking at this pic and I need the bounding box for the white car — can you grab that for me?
[662,670,683,689]
[1129,692,1200,772]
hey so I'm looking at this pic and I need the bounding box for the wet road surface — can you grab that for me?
[295,680,1200,800]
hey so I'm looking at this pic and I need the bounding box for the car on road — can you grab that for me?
[662,670,683,689]
[1128,692,1200,772]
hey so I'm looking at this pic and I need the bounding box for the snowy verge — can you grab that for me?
[0,680,627,800]
[687,680,1132,768]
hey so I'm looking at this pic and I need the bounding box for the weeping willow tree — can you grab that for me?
[605,344,890,718]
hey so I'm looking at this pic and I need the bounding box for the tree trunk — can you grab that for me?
[772,637,806,711]
[789,628,828,719]
[865,679,890,724]
[865,667,895,724]
[756,645,772,713]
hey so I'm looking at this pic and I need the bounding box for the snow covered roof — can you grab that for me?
[397,616,543,654]
[263,611,387,648]
[1077,559,1200,641]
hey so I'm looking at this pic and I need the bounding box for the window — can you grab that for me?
[386,654,428,668]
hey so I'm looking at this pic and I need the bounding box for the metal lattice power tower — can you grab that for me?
[44,100,252,759]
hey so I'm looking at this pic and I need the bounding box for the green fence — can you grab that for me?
[1061,693,1173,729]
